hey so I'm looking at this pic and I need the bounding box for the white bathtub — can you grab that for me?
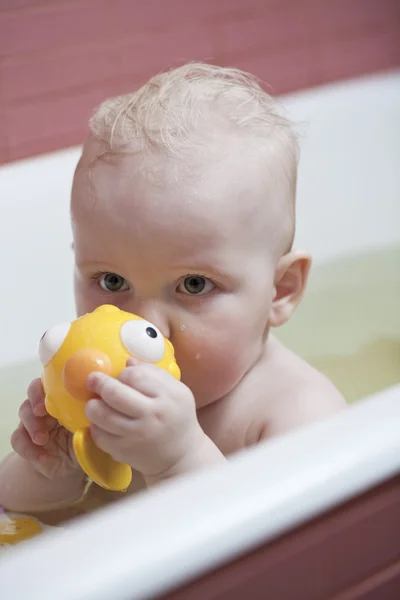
[0,71,399,598]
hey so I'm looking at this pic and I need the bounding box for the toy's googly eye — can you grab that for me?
[120,320,165,363]
[39,322,71,366]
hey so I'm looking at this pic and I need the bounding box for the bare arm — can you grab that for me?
[0,452,88,513]
[144,431,226,487]
[1,378,90,515]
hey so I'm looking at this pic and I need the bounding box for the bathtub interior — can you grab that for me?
[0,69,399,577]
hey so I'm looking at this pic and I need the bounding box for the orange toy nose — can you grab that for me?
[62,349,113,402]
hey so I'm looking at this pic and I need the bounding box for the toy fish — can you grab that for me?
[39,305,180,492]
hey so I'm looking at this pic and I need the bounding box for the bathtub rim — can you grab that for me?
[0,385,399,600]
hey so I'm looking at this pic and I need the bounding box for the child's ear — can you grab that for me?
[268,251,311,328]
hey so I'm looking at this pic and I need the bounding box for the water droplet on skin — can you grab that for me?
[179,324,186,331]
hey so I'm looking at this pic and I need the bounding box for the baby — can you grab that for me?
[0,63,346,520]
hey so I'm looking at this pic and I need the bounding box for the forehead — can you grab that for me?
[71,137,271,251]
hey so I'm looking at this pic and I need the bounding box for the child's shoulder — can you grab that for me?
[198,337,346,453]
[252,336,347,438]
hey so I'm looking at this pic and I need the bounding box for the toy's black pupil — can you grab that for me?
[146,327,157,338]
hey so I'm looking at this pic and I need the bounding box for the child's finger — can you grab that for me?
[18,399,50,446]
[85,399,129,435]
[11,423,47,462]
[42,413,60,432]
[27,378,47,417]
[90,425,122,460]
[118,364,161,397]
[87,372,149,418]
[126,357,140,367]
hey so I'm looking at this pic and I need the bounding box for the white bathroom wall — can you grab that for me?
[1,70,399,368]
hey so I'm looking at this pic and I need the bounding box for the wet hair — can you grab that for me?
[89,62,299,251]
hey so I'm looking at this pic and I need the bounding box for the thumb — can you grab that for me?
[126,357,140,367]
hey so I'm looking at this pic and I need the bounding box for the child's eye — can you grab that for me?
[177,275,214,296]
[98,273,129,292]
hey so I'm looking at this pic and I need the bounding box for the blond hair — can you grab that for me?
[89,62,298,248]
[91,62,297,157]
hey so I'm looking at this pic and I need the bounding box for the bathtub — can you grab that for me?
[0,70,399,598]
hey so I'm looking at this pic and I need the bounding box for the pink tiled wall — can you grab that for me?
[0,0,399,163]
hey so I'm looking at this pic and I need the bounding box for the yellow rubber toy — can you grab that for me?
[0,511,48,549]
[39,305,180,492]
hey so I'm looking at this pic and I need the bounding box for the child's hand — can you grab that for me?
[85,359,204,480]
[11,379,81,480]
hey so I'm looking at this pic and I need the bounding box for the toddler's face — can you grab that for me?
[71,138,277,407]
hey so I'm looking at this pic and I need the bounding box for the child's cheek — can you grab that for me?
[174,329,251,408]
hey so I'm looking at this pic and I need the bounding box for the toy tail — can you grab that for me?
[73,428,132,492]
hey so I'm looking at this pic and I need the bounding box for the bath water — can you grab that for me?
[277,245,400,403]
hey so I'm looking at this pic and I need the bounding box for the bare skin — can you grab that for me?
[0,136,346,523]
